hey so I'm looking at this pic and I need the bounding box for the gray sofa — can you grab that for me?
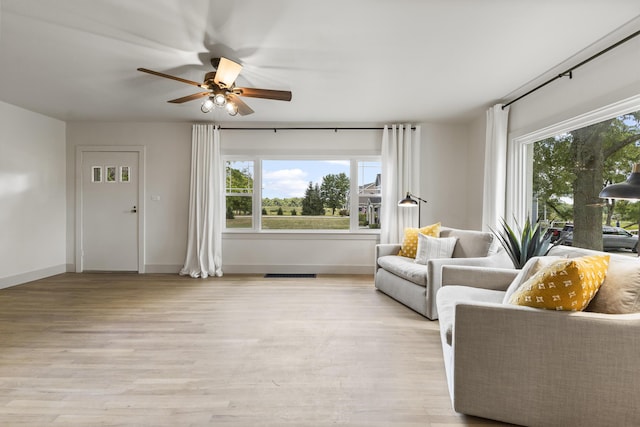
[436,245,640,426]
[374,226,512,320]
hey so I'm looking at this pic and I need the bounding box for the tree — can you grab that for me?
[320,172,350,215]
[301,182,324,215]
[226,164,253,215]
[533,112,640,249]
[600,131,640,225]
[532,134,575,221]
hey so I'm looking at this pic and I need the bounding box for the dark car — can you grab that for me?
[560,224,638,252]
[544,226,564,242]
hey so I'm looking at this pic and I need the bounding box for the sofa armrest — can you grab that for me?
[424,253,514,319]
[376,243,401,258]
[453,303,640,426]
[441,265,518,291]
[375,244,401,272]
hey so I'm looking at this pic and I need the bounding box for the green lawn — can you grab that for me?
[226,215,349,230]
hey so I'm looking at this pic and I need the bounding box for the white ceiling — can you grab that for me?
[1,0,639,124]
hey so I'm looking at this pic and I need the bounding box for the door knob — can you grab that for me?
[131,206,137,213]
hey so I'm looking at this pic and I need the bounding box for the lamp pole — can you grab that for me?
[414,194,427,228]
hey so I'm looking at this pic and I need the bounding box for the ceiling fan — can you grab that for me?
[137,57,292,116]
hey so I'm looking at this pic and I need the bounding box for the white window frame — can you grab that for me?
[225,157,259,229]
[223,155,381,234]
[507,94,640,226]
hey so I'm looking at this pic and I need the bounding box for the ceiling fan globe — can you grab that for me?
[201,98,214,113]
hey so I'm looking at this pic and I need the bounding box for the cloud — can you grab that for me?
[323,160,350,166]
[263,168,310,197]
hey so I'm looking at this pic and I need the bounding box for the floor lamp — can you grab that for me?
[398,192,428,227]
[599,163,640,257]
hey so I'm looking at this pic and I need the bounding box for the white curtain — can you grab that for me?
[180,124,223,278]
[482,104,510,231]
[380,124,421,244]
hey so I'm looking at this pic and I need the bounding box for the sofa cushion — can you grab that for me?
[415,235,458,265]
[502,256,566,304]
[587,257,640,314]
[397,222,441,258]
[508,254,610,311]
[377,255,428,287]
[440,228,493,258]
[437,285,505,346]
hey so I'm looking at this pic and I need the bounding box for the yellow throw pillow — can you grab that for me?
[398,222,441,258]
[509,254,610,311]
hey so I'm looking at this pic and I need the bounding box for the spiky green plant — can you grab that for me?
[491,216,553,269]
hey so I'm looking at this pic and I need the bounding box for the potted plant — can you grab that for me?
[492,216,554,269]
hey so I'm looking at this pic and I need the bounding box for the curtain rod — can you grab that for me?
[502,28,640,110]
[217,126,416,132]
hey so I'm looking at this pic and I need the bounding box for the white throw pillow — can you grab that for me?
[414,235,458,265]
[502,255,565,304]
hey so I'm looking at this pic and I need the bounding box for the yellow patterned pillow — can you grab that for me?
[509,254,610,311]
[397,222,441,258]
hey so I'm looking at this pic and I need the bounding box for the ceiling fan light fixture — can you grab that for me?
[137,56,292,118]
[201,98,214,113]
[213,93,227,107]
[225,101,238,116]
[213,57,243,88]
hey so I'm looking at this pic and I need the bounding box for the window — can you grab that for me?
[224,158,381,232]
[225,160,254,229]
[519,101,640,251]
[356,161,382,230]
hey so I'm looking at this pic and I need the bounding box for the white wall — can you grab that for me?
[66,122,192,273]
[0,101,66,288]
[466,114,487,230]
[65,122,470,275]
[419,123,472,230]
[508,25,640,139]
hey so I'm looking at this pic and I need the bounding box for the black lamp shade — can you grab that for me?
[398,192,418,206]
[599,163,640,200]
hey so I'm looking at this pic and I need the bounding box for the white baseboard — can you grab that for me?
[55,264,374,276]
[0,264,67,289]
[222,264,374,275]
[145,264,182,274]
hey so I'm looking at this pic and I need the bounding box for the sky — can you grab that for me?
[261,160,379,199]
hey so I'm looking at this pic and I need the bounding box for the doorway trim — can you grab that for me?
[75,145,146,273]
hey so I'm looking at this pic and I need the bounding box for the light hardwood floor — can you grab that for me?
[0,273,510,426]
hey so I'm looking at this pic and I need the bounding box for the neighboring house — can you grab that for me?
[359,174,381,226]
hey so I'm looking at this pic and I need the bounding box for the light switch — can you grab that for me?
[151,195,161,201]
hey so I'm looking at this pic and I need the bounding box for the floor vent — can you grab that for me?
[264,273,317,278]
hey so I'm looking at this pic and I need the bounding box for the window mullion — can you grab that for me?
[254,159,262,231]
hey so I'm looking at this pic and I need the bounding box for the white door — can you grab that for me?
[81,151,139,271]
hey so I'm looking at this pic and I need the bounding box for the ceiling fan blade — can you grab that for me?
[168,92,211,104]
[228,94,254,116]
[234,87,292,101]
[137,68,204,88]
[213,57,243,88]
